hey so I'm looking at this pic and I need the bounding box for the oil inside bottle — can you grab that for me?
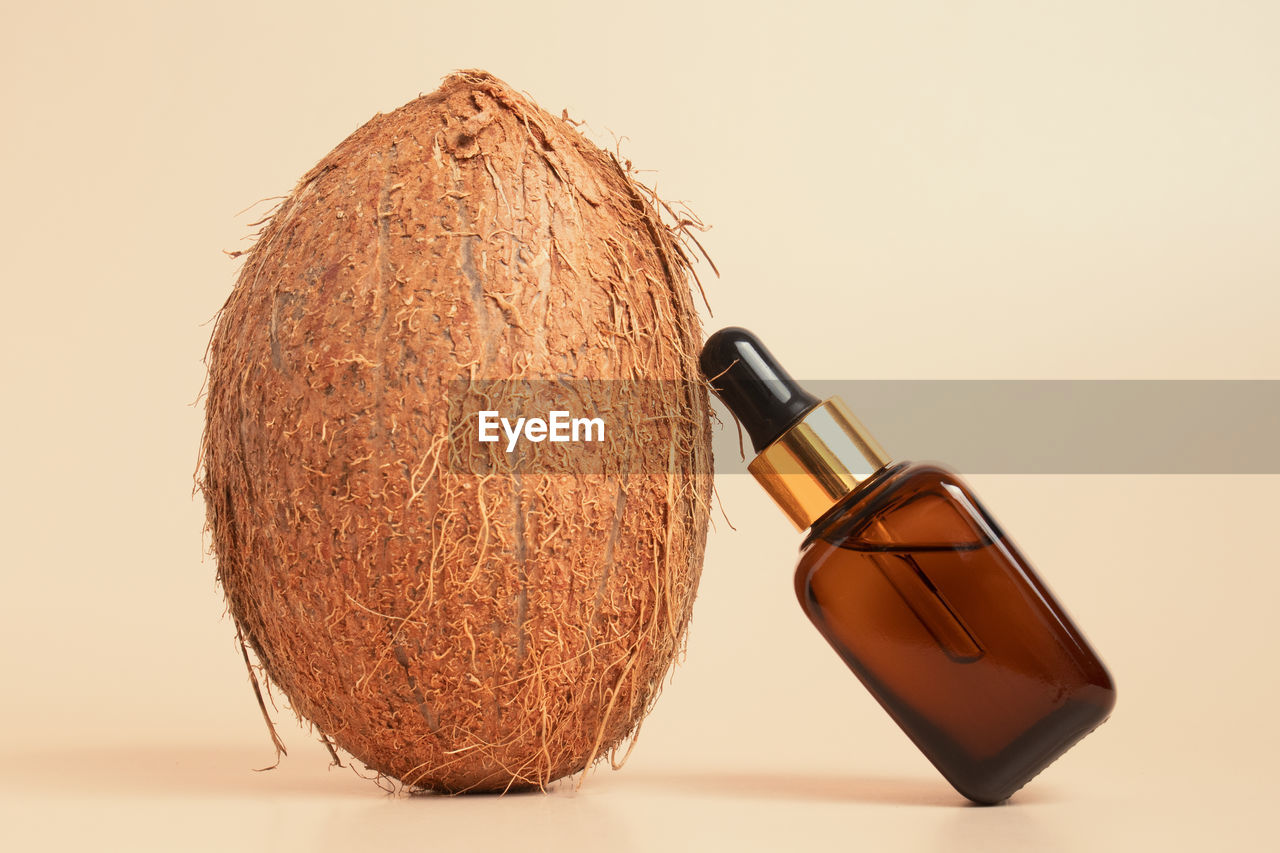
[797,463,1115,803]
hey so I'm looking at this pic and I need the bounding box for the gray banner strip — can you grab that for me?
[711,380,1280,474]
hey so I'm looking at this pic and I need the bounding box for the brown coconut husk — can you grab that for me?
[199,71,713,792]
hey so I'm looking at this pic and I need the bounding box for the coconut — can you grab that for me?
[200,71,712,792]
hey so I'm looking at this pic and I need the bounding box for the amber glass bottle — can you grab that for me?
[700,328,1115,805]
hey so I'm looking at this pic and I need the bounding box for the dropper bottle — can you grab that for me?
[700,327,1115,805]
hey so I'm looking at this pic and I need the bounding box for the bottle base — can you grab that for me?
[943,697,1113,805]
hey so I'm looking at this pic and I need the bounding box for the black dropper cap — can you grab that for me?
[699,327,821,453]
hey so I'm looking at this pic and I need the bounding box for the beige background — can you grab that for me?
[2,1,1277,850]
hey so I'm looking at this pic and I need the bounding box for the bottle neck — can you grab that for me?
[747,397,892,530]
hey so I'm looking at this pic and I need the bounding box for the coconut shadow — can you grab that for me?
[1,744,375,799]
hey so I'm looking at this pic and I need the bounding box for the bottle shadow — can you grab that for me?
[615,768,1053,808]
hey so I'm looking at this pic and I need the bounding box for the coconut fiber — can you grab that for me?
[200,71,712,792]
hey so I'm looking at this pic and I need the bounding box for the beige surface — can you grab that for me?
[1,1,1277,850]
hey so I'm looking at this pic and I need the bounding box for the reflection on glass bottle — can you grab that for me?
[700,327,1115,805]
